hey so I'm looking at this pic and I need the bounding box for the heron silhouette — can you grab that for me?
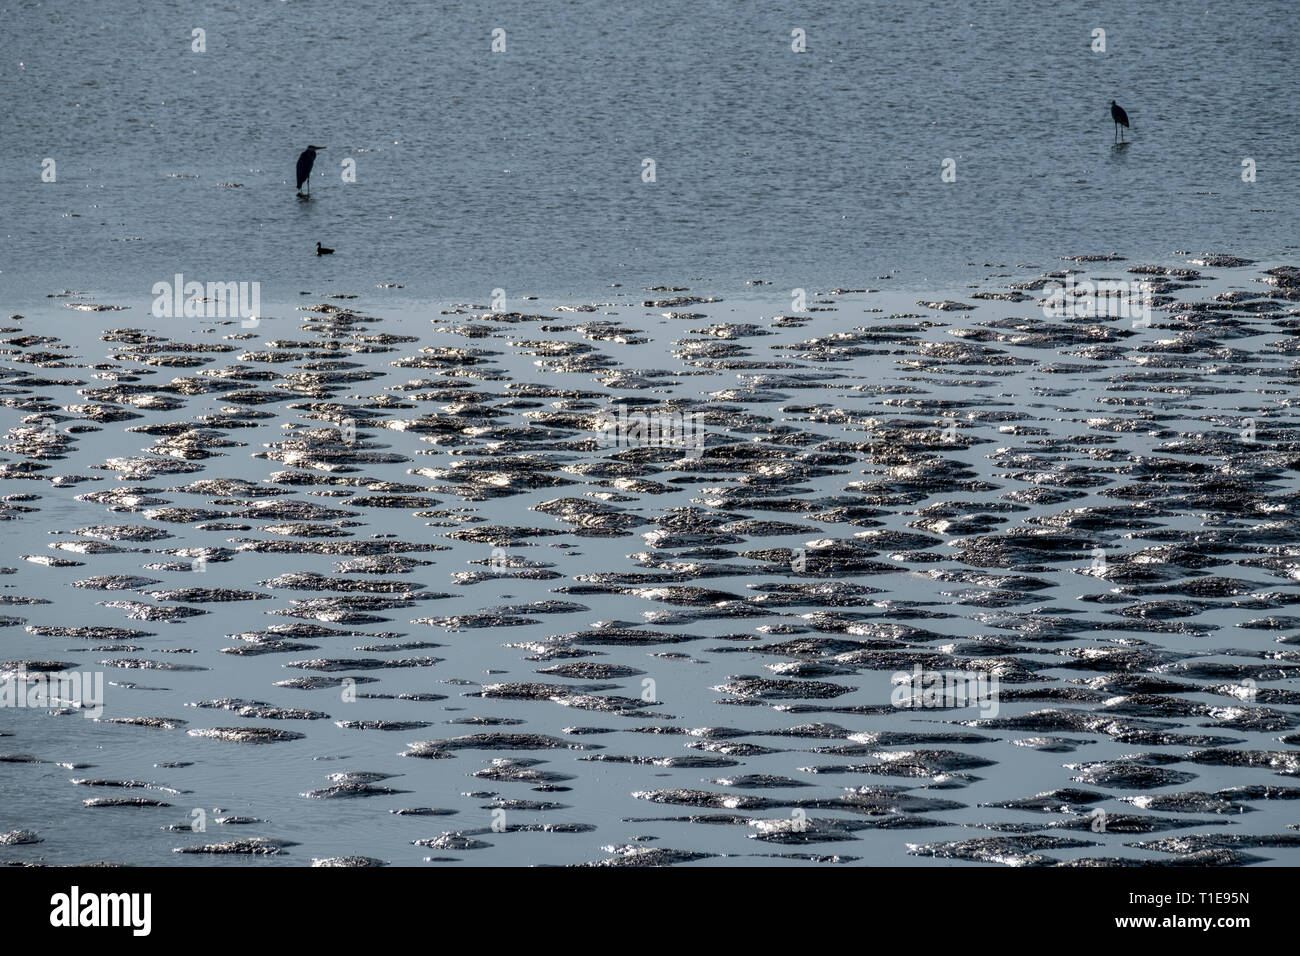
[296,145,325,196]
[1110,101,1130,143]
[316,242,334,256]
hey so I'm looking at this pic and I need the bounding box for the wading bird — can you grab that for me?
[316,242,334,256]
[1110,101,1130,143]
[296,145,325,196]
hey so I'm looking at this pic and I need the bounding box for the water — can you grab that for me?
[2,0,1298,306]
[3,261,1300,866]
[2,1,1299,868]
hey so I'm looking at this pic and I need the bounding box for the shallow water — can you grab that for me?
[4,0,1300,867]
[2,258,1300,866]
[2,0,1299,303]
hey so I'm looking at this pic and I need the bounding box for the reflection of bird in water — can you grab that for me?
[1110,101,1130,143]
[316,242,334,256]
[296,145,325,196]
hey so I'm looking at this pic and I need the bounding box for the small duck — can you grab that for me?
[316,242,334,256]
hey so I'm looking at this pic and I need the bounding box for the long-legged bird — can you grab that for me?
[1110,101,1130,143]
[296,145,325,196]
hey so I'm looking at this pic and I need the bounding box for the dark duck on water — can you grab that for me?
[316,242,334,256]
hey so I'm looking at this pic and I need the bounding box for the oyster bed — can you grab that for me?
[2,258,1300,866]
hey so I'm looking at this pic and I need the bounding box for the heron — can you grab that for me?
[296,145,325,196]
[1110,101,1130,143]
[316,242,334,256]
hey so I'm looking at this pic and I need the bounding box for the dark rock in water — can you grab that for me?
[964,708,1168,740]
[412,833,492,851]
[1261,265,1300,288]
[481,798,566,812]
[0,829,41,845]
[479,682,616,702]
[748,816,867,843]
[274,675,379,690]
[559,626,705,646]
[187,727,306,744]
[0,660,77,674]
[1126,833,1300,853]
[981,789,1108,812]
[1045,813,1228,834]
[335,720,432,731]
[472,759,574,784]
[188,699,330,720]
[99,601,207,622]
[71,524,173,542]
[537,661,645,679]
[1010,737,1091,753]
[688,740,783,758]
[403,734,593,756]
[69,778,184,794]
[585,753,738,769]
[391,807,459,816]
[221,641,318,656]
[712,774,813,789]
[27,625,152,641]
[260,571,429,593]
[1067,761,1198,789]
[577,847,716,867]
[1122,792,1252,815]
[632,789,779,811]
[1215,785,1300,802]
[1190,254,1254,268]
[312,856,388,866]
[323,771,398,784]
[1183,749,1300,776]
[285,656,441,671]
[84,797,172,808]
[714,676,852,700]
[417,613,539,628]
[806,749,994,782]
[1110,730,1246,748]
[908,835,1096,866]
[174,838,297,855]
[97,716,186,730]
[98,657,206,671]
[550,693,660,714]
[1054,849,1264,867]
[301,783,412,798]
[72,574,162,591]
